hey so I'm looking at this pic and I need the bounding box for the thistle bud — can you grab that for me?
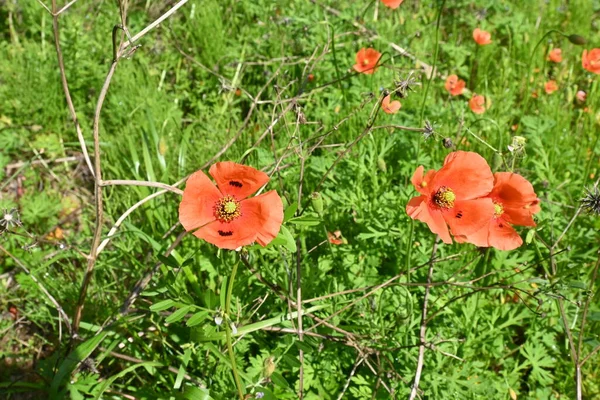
[310,192,324,216]
[568,34,587,45]
[442,138,453,148]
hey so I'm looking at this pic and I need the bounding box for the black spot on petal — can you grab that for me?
[218,230,233,236]
[456,211,463,219]
[229,181,243,188]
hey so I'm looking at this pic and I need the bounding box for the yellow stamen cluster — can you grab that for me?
[494,202,504,217]
[433,186,455,209]
[214,195,241,222]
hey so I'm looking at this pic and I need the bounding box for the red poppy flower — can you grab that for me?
[469,94,487,114]
[445,74,466,96]
[582,49,600,74]
[381,0,403,9]
[456,173,540,251]
[473,28,492,46]
[406,151,495,244]
[548,48,562,63]
[544,80,558,94]
[353,48,382,75]
[382,94,401,114]
[179,162,284,250]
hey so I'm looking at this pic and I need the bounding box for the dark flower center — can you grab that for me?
[433,186,456,209]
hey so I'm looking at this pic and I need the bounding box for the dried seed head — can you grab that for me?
[442,137,454,148]
[423,120,435,140]
[581,186,600,215]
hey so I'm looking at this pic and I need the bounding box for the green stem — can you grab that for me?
[225,261,244,400]
[519,29,565,126]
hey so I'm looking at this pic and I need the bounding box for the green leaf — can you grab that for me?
[288,216,321,226]
[183,386,214,400]
[284,203,298,222]
[150,299,176,312]
[165,305,192,324]
[270,371,290,388]
[186,311,210,327]
[92,362,161,399]
[50,332,108,398]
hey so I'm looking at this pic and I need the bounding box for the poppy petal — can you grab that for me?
[457,221,492,247]
[241,190,284,247]
[407,196,452,244]
[444,198,495,237]
[491,172,539,226]
[411,166,435,195]
[179,170,221,231]
[487,219,523,251]
[435,151,494,200]
[209,162,270,200]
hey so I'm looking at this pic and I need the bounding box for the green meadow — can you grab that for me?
[1,0,600,398]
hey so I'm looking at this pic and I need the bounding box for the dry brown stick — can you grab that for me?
[72,60,118,336]
[408,240,438,400]
[336,356,365,400]
[100,179,183,195]
[50,0,95,178]
[0,244,72,337]
[296,240,304,400]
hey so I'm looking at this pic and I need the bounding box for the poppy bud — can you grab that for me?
[567,34,587,45]
[377,157,387,172]
[310,192,324,215]
[442,138,453,148]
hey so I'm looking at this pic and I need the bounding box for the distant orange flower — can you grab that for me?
[445,74,466,96]
[544,80,558,94]
[382,94,401,114]
[469,94,487,114]
[582,49,600,74]
[353,48,382,75]
[179,162,284,250]
[307,73,315,82]
[457,173,540,251]
[577,90,587,102]
[406,151,495,244]
[327,230,344,245]
[548,48,562,63]
[473,28,492,46]
[381,0,403,9]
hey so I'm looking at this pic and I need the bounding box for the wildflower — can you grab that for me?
[473,28,492,46]
[548,48,562,63]
[581,185,600,215]
[179,162,284,250]
[307,73,315,82]
[353,48,382,75]
[445,74,466,96]
[544,80,558,94]
[381,0,403,9]
[382,94,401,114]
[456,173,540,250]
[406,151,495,244]
[577,90,587,103]
[469,94,487,114]
[327,230,344,245]
[508,136,526,153]
[582,49,600,74]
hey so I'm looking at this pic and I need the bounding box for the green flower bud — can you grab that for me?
[377,157,387,172]
[310,192,324,215]
[568,34,587,45]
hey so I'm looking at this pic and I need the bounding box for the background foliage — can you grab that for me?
[1,0,600,399]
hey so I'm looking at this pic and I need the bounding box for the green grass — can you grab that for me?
[1,0,600,399]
